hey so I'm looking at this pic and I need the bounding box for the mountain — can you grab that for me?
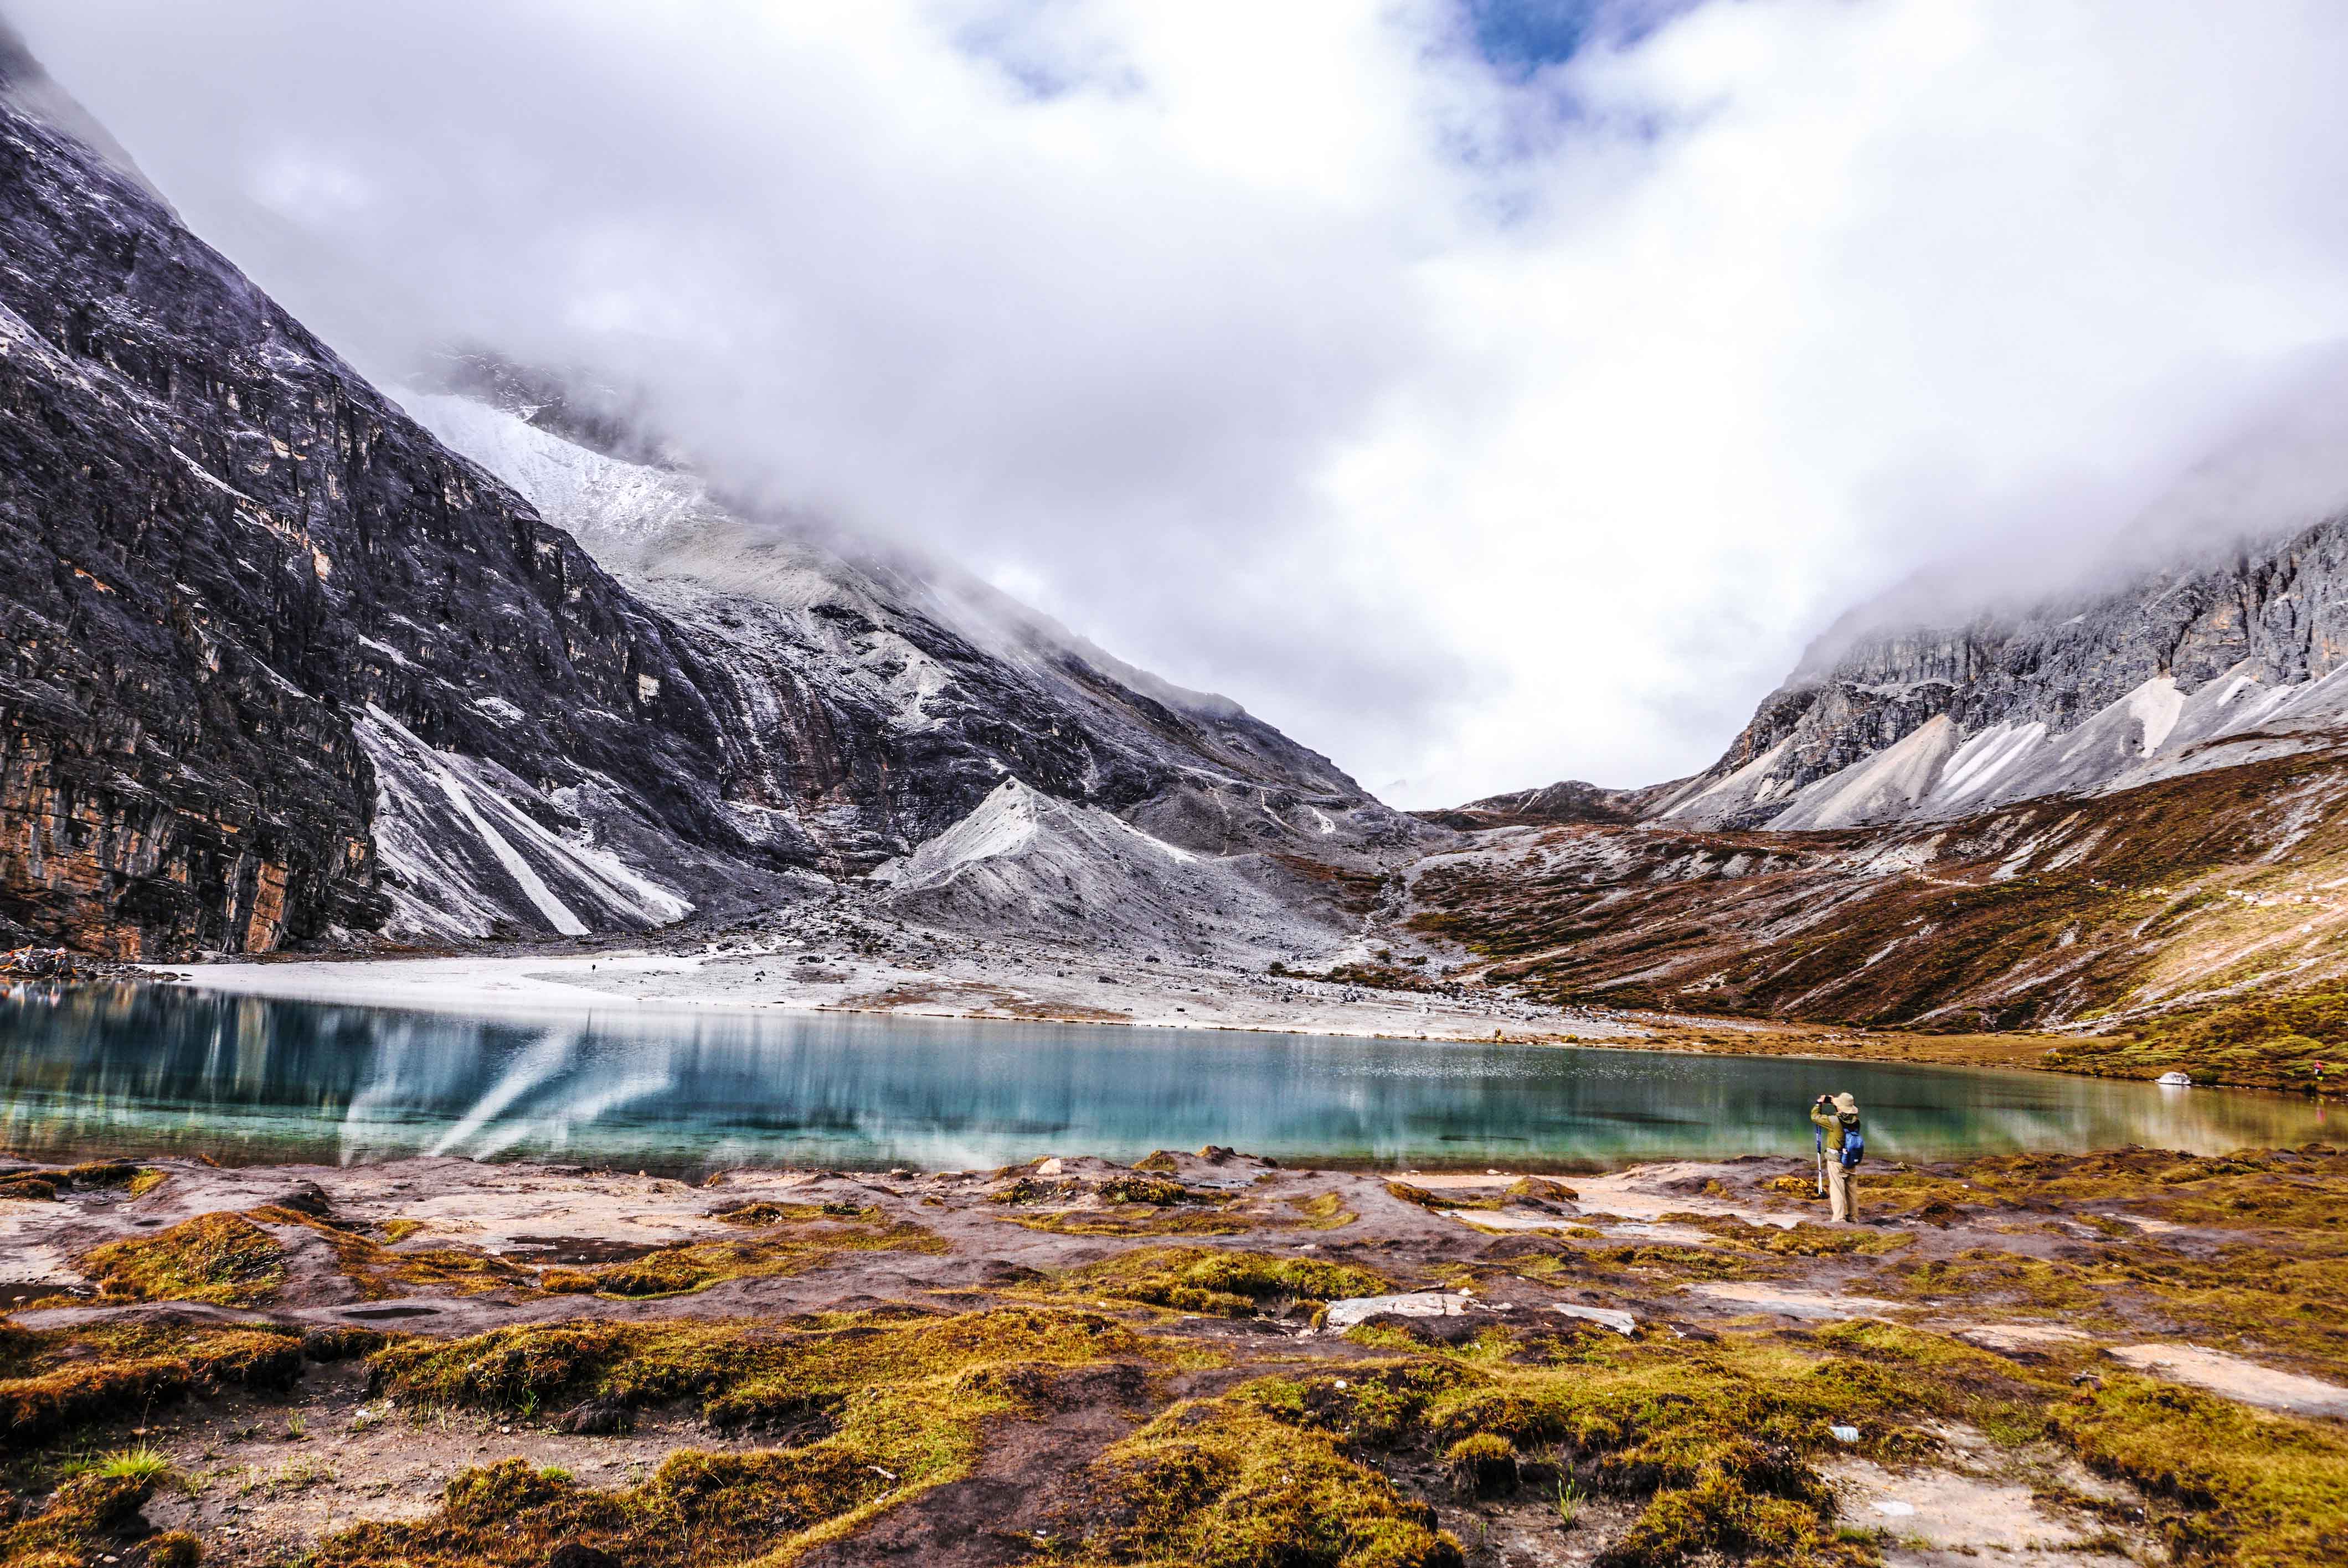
[1461,507,2348,840]
[0,43,1410,958]
[400,376,1405,870]
[1410,744,2348,1030]
[1646,521,2348,832]
[1413,779,1663,832]
[1412,471,2348,1031]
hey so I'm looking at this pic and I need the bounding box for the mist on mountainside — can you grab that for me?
[1789,345,2348,683]
[14,1,2348,806]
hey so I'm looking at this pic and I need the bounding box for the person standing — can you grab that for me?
[1809,1092,1863,1222]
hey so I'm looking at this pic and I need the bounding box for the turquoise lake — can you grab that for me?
[0,984,2328,1172]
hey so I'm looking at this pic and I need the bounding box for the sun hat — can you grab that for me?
[1831,1092,1858,1115]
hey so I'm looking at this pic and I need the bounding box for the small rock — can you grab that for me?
[561,1397,635,1436]
[271,1180,333,1219]
[1829,1425,1860,1443]
[547,1545,620,1568]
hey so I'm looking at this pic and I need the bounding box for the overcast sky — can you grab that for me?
[17,1,2348,806]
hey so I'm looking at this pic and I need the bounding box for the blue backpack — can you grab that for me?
[1838,1124,1865,1169]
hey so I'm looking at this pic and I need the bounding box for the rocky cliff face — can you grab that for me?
[399,386,1420,885]
[1460,516,2348,837]
[0,53,858,955]
[0,44,1412,956]
[1650,522,2348,831]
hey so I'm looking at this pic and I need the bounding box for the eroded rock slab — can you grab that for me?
[1321,1292,1473,1330]
[1686,1281,1906,1319]
[2107,1343,2348,1417]
[1549,1303,1638,1335]
[1827,1458,2119,1565]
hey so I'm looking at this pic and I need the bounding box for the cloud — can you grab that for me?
[13,1,2348,805]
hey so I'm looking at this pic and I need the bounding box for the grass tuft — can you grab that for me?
[1,1322,305,1444]
[1443,1432,1518,1497]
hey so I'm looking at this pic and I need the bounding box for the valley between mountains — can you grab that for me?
[7,21,2348,1094]
[13,16,2348,1568]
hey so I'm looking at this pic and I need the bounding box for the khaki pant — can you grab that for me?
[1826,1160,1854,1223]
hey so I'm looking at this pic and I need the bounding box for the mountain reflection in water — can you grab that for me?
[0,984,2326,1172]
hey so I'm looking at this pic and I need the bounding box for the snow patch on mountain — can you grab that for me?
[1630,501,2348,834]
[1654,739,1796,826]
[357,706,692,942]
[1706,664,2348,833]
[2128,677,2185,755]
[1769,716,1960,831]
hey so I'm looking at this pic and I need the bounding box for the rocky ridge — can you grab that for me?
[0,40,1421,959]
[403,384,1419,883]
[1656,520,2348,832]
[1460,510,2348,839]
[0,53,834,956]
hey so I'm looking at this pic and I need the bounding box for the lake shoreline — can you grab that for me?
[143,948,2239,1096]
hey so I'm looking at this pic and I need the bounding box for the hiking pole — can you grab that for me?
[1814,1119,1826,1198]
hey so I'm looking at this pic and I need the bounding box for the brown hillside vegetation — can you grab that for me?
[1409,748,2348,1041]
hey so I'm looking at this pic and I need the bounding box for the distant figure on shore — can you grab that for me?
[1809,1091,1863,1222]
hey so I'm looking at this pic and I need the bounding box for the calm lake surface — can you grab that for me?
[0,984,2329,1172]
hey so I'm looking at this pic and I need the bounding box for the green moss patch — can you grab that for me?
[248,1205,535,1299]
[77,1213,285,1306]
[369,1307,1197,1433]
[2051,988,2348,1091]
[339,1308,1202,1566]
[710,1200,875,1226]
[1054,1247,1392,1318]
[1,1469,174,1568]
[2051,1374,2348,1566]
[542,1216,945,1299]
[1287,1192,1360,1230]
[1077,1395,1464,1567]
[998,1206,1255,1237]
[1229,1330,1937,1568]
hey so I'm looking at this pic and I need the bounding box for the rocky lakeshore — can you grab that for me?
[4,1144,2346,1567]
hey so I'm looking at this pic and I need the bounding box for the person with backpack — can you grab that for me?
[1809,1091,1863,1221]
